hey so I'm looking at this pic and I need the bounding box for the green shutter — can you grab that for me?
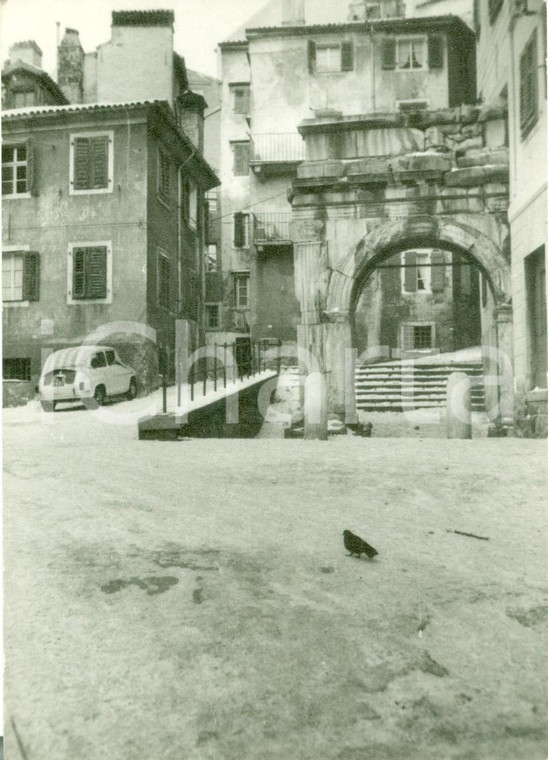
[381,38,396,70]
[23,252,40,301]
[91,136,109,189]
[404,251,417,292]
[87,247,107,298]
[307,40,316,72]
[341,41,354,71]
[428,36,443,69]
[431,251,445,292]
[73,138,91,190]
[233,143,249,176]
[72,248,86,298]
[520,33,538,136]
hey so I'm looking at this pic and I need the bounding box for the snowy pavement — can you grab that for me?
[3,398,548,760]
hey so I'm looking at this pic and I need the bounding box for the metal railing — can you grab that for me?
[253,213,292,243]
[250,133,305,163]
[187,340,281,402]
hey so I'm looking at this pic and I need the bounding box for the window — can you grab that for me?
[235,274,249,308]
[157,251,170,309]
[520,31,538,138]
[233,212,250,248]
[397,38,426,70]
[2,142,32,196]
[488,0,503,24]
[90,352,107,369]
[3,358,31,381]
[526,246,547,388]
[105,350,116,366]
[231,84,250,114]
[13,91,35,108]
[181,178,198,229]
[157,149,170,203]
[308,41,354,73]
[382,36,441,70]
[401,249,445,294]
[70,131,113,194]
[231,142,250,176]
[206,189,218,213]
[68,243,111,303]
[205,304,220,328]
[207,243,218,272]
[2,251,39,302]
[402,323,434,350]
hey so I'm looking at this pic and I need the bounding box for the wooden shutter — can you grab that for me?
[307,40,316,72]
[234,212,245,247]
[73,138,91,190]
[72,248,86,298]
[25,138,35,195]
[428,36,443,69]
[233,143,249,176]
[431,251,445,292]
[90,136,109,189]
[23,252,40,301]
[404,251,417,292]
[87,247,107,298]
[381,38,396,70]
[520,32,538,136]
[341,41,354,71]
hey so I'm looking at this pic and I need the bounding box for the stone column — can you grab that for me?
[494,302,514,426]
[323,310,354,417]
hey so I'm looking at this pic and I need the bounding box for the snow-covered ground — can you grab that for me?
[3,397,548,760]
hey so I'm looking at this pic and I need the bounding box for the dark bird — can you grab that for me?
[343,529,378,559]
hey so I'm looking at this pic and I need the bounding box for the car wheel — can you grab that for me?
[93,385,106,406]
[40,400,55,412]
[127,377,138,400]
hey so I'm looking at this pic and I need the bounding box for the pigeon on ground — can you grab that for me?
[343,529,378,559]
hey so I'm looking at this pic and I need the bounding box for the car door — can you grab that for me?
[105,349,131,394]
[89,350,109,394]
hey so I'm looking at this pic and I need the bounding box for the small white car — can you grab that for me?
[39,345,138,411]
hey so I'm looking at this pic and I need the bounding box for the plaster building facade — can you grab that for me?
[474,0,547,433]
[2,13,219,402]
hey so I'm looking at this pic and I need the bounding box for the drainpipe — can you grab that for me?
[370,27,377,113]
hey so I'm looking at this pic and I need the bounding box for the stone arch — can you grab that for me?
[326,215,511,315]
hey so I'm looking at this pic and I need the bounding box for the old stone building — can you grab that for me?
[474,0,547,434]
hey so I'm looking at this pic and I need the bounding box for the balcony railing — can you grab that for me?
[250,133,305,164]
[253,213,292,243]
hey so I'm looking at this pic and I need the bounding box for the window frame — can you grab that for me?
[69,130,114,196]
[231,141,250,177]
[234,273,250,309]
[67,241,112,305]
[207,243,218,272]
[401,322,435,351]
[401,249,433,294]
[230,83,251,115]
[395,37,428,71]
[2,245,40,305]
[205,303,221,329]
[2,141,32,199]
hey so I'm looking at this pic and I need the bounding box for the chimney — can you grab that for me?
[178,92,207,153]
[57,28,84,103]
[9,41,43,69]
[282,0,305,25]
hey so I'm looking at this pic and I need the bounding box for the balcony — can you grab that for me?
[250,133,305,178]
[253,213,292,246]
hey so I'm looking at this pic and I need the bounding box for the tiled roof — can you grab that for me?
[1,100,160,119]
[245,15,471,37]
[2,61,69,105]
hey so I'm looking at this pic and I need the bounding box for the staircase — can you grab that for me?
[355,359,486,413]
